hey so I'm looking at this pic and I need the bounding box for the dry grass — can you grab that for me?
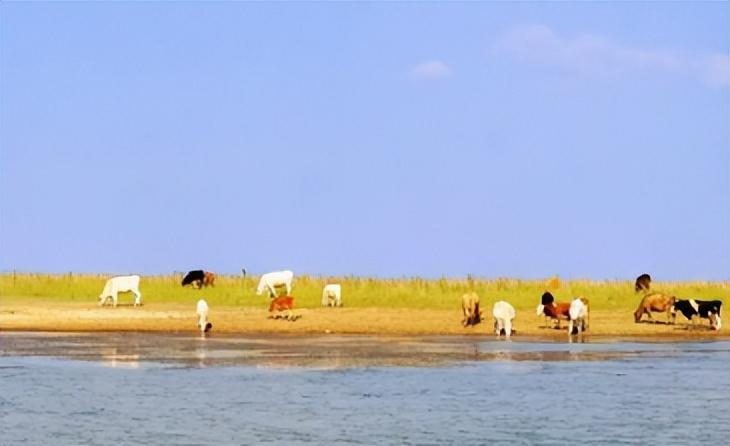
[1,272,728,338]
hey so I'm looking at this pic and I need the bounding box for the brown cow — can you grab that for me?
[633,292,676,324]
[203,271,216,287]
[536,300,571,329]
[462,292,482,327]
[269,296,296,321]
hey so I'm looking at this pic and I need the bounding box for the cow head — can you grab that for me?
[633,307,643,323]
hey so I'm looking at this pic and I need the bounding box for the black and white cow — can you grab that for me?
[673,299,722,330]
[182,270,205,288]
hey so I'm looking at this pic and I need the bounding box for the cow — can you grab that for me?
[492,300,516,337]
[203,271,216,287]
[461,292,482,327]
[635,274,651,293]
[321,284,342,307]
[568,297,590,336]
[98,275,142,307]
[256,270,294,298]
[673,299,723,330]
[536,292,571,329]
[538,292,557,326]
[633,292,676,324]
[268,296,296,321]
[196,299,212,334]
[182,270,205,288]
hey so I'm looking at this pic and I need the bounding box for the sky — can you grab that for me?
[1,2,728,280]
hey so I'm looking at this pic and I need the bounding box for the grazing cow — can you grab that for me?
[256,270,294,298]
[492,300,516,337]
[268,296,295,320]
[568,297,590,336]
[635,274,652,293]
[673,299,723,330]
[633,292,676,324]
[536,292,571,329]
[321,284,342,307]
[182,270,205,288]
[98,275,142,307]
[196,299,212,333]
[461,292,482,327]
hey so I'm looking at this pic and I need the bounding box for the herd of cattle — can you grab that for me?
[463,273,723,337]
[96,271,723,336]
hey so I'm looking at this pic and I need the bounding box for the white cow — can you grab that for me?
[321,284,342,307]
[256,270,293,298]
[196,299,211,333]
[98,275,142,307]
[568,297,590,336]
[492,300,516,337]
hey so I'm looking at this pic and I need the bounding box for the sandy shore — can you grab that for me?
[1,299,728,340]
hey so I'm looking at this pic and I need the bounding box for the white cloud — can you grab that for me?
[411,60,451,80]
[495,25,728,87]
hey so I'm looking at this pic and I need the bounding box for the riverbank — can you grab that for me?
[1,299,727,340]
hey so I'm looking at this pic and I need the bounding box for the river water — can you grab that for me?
[1,332,728,445]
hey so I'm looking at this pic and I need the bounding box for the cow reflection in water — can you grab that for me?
[100,347,140,369]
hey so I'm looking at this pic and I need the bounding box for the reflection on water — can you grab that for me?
[1,332,724,368]
[1,333,729,445]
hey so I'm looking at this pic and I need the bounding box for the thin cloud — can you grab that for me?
[411,60,451,80]
[495,24,729,87]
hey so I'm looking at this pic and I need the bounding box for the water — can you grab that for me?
[1,333,729,445]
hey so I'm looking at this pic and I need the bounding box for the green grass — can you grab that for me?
[1,273,728,311]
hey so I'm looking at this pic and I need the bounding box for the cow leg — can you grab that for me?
[133,290,142,307]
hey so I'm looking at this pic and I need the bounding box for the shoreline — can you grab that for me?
[1,300,728,341]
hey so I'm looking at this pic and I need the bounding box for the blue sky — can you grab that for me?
[1,2,728,279]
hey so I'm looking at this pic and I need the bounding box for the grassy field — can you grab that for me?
[2,272,728,311]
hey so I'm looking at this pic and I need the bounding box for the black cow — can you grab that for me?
[634,274,651,293]
[182,270,205,288]
[673,299,723,330]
